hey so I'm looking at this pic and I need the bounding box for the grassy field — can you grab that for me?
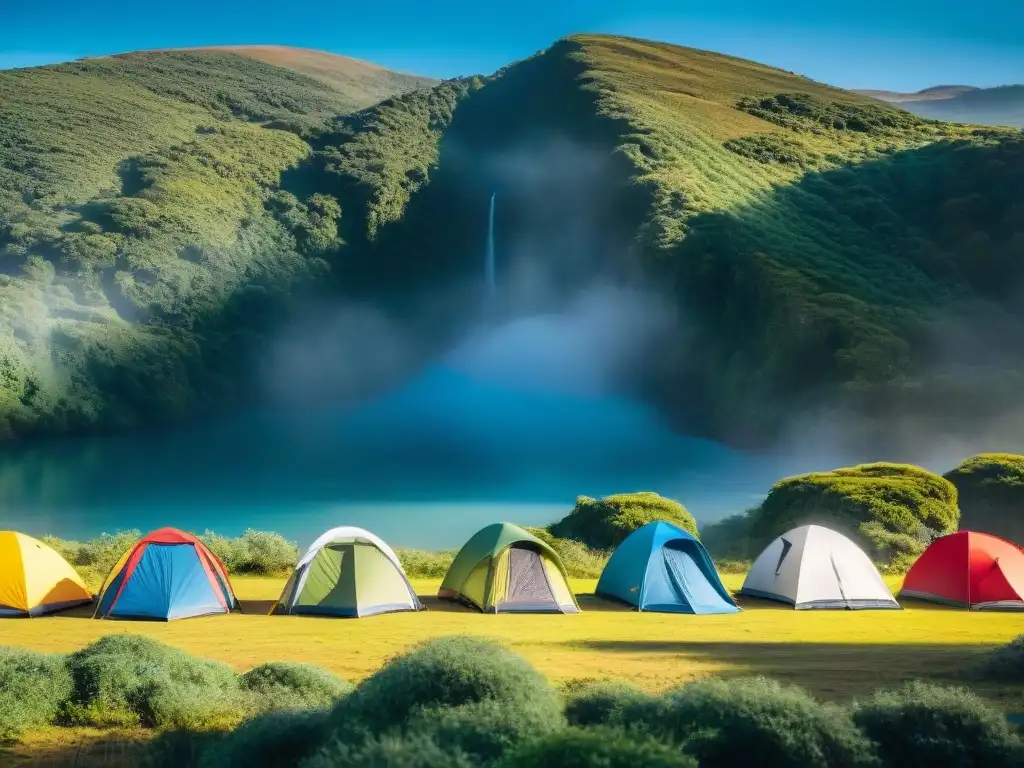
[4,572,1022,765]
[3,574,1021,700]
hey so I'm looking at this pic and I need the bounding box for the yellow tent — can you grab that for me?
[0,531,92,617]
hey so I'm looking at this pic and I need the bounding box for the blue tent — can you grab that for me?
[94,528,237,621]
[596,521,739,614]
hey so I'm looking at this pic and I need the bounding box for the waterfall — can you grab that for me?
[485,191,496,300]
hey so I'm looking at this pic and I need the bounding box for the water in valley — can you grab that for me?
[0,193,861,551]
[0,358,792,550]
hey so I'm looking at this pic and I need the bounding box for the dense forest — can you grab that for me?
[1,36,1023,450]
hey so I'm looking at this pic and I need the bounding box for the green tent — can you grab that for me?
[272,526,422,617]
[438,522,580,613]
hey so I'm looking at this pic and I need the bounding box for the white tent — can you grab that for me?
[739,524,900,610]
[272,526,422,617]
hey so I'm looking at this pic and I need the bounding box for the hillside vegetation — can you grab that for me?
[169,45,437,108]
[2,35,1024,449]
[701,463,960,570]
[945,453,1024,546]
[547,492,698,548]
[0,49,431,438]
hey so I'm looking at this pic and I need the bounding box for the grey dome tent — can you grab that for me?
[739,524,899,610]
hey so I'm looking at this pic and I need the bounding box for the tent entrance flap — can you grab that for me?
[295,543,357,611]
[495,546,558,612]
[640,540,734,614]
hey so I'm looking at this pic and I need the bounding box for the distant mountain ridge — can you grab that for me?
[857,84,1024,128]
[857,85,979,103]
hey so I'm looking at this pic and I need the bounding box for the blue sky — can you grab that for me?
[1,0,1021,91]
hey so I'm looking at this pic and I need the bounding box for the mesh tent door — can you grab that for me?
[495,545,558,612]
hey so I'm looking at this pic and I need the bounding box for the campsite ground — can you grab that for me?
[4,574,1023,765]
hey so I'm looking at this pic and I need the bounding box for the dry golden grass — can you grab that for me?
[1,728,147,768]
[168,45,436,103]
[2,574,1020,702]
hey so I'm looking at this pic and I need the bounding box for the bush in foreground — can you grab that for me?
[239,662,352,712]
[981,634,1024,683]
[303,733,475,768]
[142,728,227,768]
[198,709,332,768]
[499,727,698,768]
[852,680,1024,767]
[0,648,72,742]
[563,679,658,728]
[549,492,699,550]
[333,636,560,734]
[64,635,245,729]
[407,697,563,764]
[658,677,876,768]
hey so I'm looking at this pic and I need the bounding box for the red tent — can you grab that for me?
[899,531,1024,610]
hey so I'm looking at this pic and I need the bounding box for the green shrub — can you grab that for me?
[0,648,72,742]
[239,662,352,712]
[944,453,1024,546]
[43,529,300,581]
[42,530,141,589]
[737,92,924,136]
[852,681,1024,767]
[563,680,657,728]
[199,530,298,575]
[396,548,456,579]
[652,677,877,768]
[743,463,958,565]
[524,528,609,578]
[64,635,245,729]
[199,709,333,768]
[303,733,474,768]
[331,636,561,739]
[723,133,819,167]
[982,634,1024,683]
[549,493,698,550]
[142,728,226,768]
[699,512,757,561]
[499,727,697,768]
[408,698,564,764]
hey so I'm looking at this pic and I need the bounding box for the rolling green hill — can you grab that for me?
[1,35,1023,450]
[859,85,1024,128]
[158,45,437,108]
[0,49,431,437]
